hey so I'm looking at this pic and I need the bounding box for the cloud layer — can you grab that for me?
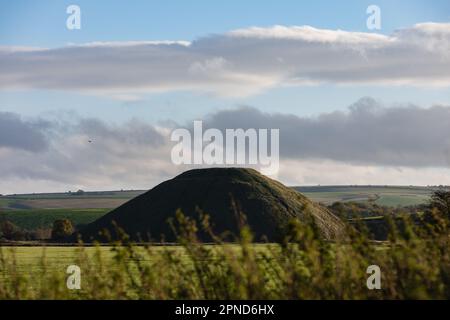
[0,115,173,193]
[0,112,50,152]
[203,98,450,167]
[1,23,450,97]
[1,98,450,193]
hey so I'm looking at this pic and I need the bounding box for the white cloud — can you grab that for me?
[278,159,450,187]
[228,25,391,43]
[0,23,449,97]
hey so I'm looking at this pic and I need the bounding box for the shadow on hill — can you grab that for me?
[75,168,345,243]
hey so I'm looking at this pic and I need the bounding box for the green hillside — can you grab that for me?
[294,185,433,206]
[79,168,345,242]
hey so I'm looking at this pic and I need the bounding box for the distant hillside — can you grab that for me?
[0,185,435,212]
[294,185,434,206]
[0,190,144,210]
[78,168,345,242]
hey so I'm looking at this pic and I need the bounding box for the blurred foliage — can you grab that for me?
[0,194,449,299]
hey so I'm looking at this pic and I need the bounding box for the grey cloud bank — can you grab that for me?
[1,98,450,193]
[0,112,50,152]
[203,98,450,167]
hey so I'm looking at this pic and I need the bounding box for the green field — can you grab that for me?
[0,186,434,212]
[295,185,433,206]
[1,229,449,300]
[0,186,435,234]
[0,190,143,210]
[0,245,177,275]
[0,190,138,231]
[1,246,99,275]
[1,193,449,300]
[0,209,109,230]
[0,244,277,299]
[0,244,244,270]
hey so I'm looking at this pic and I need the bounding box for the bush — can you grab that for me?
[0,220,27,241]
[29,228,52,240]
[0,206,449,300]
[51,219,74,241]
[430,189,450,218]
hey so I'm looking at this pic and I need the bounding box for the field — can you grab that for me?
[0,190,143,210]
[295,185,433,206]
[0,186,434,212]
[0,209,108,230]
[0,243,285,299]
[1,215,449,300]
[0,190,143,231]
[1,187,449,299]
[2,182,444,300]
[0,186,434,233]
[0,245,171,275]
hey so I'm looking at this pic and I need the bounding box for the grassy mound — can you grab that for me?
[79,168,344,242]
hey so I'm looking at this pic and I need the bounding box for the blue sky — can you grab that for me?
[1,1,450,192]
[1,0,450,46]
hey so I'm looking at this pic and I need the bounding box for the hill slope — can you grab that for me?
[79,168,345,242]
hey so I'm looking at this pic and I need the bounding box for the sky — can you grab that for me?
[0,0,450,194]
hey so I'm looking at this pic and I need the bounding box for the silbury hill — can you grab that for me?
[78,168,345,242]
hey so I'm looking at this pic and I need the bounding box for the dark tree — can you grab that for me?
[0,220,26,240]
[430,189,450,218]
[51,219,74,241]
[0,220,17,239]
